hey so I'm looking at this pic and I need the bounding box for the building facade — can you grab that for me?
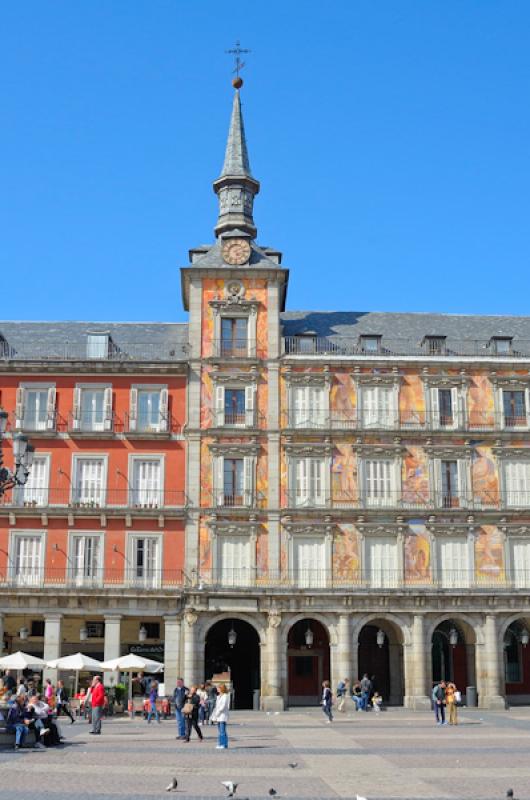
[2,83,530,709]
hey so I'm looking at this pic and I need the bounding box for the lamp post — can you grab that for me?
[376,629,386,649]
[228,624,237,648]
[0,410,34,495]
[304,625,314,648]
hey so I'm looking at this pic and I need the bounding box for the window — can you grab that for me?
[15,455,49,507]
[73,387,113,432]
[492,337,512,355]
[220,317,248,357]
[72,457,106,507]
[11,534,43,586]
[504,461,530,508]
[424,336,446,355]
[30,620,45,637]
[16,386,56,431]
[86,621,105,638]
[510,540,530,588]
[360,335,381,354]
[440,461,459,508]
[295,335,317,353]
[139,622,160,639]
[360,386,397,429]
[437,537,469,588]
[219,535,252,586]
[87,334,109,359]
[366,537,399,588]
[70,534,102,586]
[504,628,523,682]
[502,390,528,429]
[430,387,458,428]
[215,385,255,427]
[129,536,161,588]
[292,536,326,588]
[292,458,327,506]
[215,453,255,507]
[131,458,163,508]
[362,459,396,508]
[129,387,168,433]
[290,385,327,428]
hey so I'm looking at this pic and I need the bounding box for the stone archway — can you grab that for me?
[287,618,330,706]
[502,617,530,705]
[357,618,404,705]
[204,618,260,709]
[431,618,476,701]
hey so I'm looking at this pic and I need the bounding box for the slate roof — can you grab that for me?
[219,90,253,178]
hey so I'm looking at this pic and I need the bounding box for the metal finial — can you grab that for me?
[226,40,250,88]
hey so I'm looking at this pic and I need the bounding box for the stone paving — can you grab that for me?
[0,707,529,800]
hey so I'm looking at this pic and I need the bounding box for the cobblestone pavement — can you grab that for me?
[0,707,529,800]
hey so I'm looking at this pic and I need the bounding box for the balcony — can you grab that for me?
[282,408,512,433]
[0,488,187,513]
[283,336,530,359]
[0,341,185,362]
[211,339,266,359]
[67,411,117,436]
[124,412,181,436]
[0,567,185,591]
[8,411,58,435]
[287,489,504,511]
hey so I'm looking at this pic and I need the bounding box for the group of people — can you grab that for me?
[173,678,230,749]
[432,680,460,726]
[330,674,383,720]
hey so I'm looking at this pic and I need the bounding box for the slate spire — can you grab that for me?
[213,85,260,239]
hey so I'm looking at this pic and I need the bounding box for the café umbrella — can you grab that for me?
[0,651,47,671]
[46,652,104,696]
[100,654,163,714]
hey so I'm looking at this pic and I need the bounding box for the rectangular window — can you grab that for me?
[293,458,326,506]
[137,390,160,431]
[86,621,105,638]
[87,334,109,359]
[80,389,105,431]
[367,537,399,588]
[223,458,245,506]
[12,535,43,586]
[440,460,459,508]
[224,389,246,426]
[511,540,530,589]
[361,386,397,429]
[23,390,48,431]
[437,537,469,588]
[503,390,528,428]
[30,620,45,637]
[131,536,160,587]
[15,456,49,507]
[219,535,252,586]
[291,386,327,428]
[293,536,325,588]
[73,458,106,507]
[220,317,248,357]
[131,459,162,508]
[71,535,101,586]
[425,336,446,355]
[360,335,381,354]
[504,461,530,508]
[492,337,512,355]
[364,459,394,507]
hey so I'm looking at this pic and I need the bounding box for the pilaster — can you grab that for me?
[43,614,62,683]
[403,614,431,709]
[103,614,122,688]
[478,614,506,709]
[163,616,182,692]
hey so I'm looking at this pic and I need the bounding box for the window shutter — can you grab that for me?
[245,385,255,427]
[293,386,308,428]
[216,457,225,506]
[311,459,326,505]
[129,388,138,431]
[526,389,530,427]
[295,458,309,506]
[433,458,442,507]
[457,459,469,506]
[451,387,460,428]
[15,387,25,428]
[512,541,530,588]
[310,387,326,427]
[363,387,377,428]
[244,456,254,506]
[159,388,169,432]
[103,388,113,431]
[46,387,56,429]
[72,388,82,430]
[430,388,440,428]
[215,385,225,427]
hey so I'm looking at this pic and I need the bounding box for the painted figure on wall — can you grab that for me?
[472,446,499,507]
[404,524,431,582]
[400,374,425,427]
[332,444,357,503]
[475,525,504,583]
[333,525,360,583]
[402,447,430,506]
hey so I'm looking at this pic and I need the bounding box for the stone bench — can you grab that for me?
[0,721,36,747]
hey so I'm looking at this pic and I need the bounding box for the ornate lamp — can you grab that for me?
[304,625,314,648]
[228,624,237,648]
[521,629,529,648]
[139,625,148,643]
[449,627,459,648]
[376,629,385,648]
[19,626,29,641]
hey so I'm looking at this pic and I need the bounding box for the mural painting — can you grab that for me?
[475,525,504,584]
[330,372,356,421]
[400,373,426,426]
[333,524,360,584]
[404,523,431,583]
[402,447,430,507]
[468,375,495,429]
[472,446,499,508]
[332,444,357,505]
[199,525,212,576]
[256,524,268,579]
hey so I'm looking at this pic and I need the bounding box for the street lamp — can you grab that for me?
[376,629,386,648]
[520,629,529,648]
[19,626,29,641]
[139,625,148,643]
[449,627,459,648]
[228,624,237,648]
[0,412,35,495]
[79,625,88,642]
[304,625,314,648]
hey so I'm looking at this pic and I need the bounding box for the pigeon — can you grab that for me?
[165,777,178,792]
[356,795,368,800]
[222,782,238,797]
[506,792,514,799]
[288,762,298,769]
[269,790,278,797]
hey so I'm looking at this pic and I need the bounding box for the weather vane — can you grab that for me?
[226,40,250,88]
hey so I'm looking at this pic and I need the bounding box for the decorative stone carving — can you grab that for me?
[184,609,198,627]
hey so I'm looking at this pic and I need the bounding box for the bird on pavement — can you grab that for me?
[288,762,298,769]
[221,781,238,797]
[165,777,178,792]
[269,790,278,797]
[356,795,368,800]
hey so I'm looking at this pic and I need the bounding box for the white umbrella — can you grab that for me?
[47,652,104,696]
[100,654,163,716]
[0,651,47,670]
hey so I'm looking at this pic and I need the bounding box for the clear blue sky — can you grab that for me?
[2,1,529,322]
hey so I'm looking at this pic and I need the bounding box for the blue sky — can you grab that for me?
[2,1,529,322]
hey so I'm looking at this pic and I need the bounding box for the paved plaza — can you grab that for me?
[0,708,529,800]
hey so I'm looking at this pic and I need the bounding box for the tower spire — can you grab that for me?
[213,71,260,239]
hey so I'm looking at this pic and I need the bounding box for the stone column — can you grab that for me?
[103,615,122,687]
[183,609,199,686]
[333,614,352,689]
[164,616,182,692]
[262,610,284,711]
[0,613,4,657]
[43,614,62,683]
[478,614,506,709]
[403,614,431,709]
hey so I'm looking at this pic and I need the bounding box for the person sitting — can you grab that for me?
[351,681,362,710]
[28,693,61,746]
[6,694,32,750]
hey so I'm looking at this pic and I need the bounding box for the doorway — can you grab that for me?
[204,619,260,709]
[287,619,330,706]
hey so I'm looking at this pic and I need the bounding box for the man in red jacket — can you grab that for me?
[89,676,105,735]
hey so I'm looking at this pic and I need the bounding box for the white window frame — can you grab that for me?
[508,537,530,589]
[213,308,257,358]
[14,453,50,507]
[289,384,329,428]
[432,457,471,509]
[498,387,530,431]
[9,530,46,587]
[128,454,165,509]
[289,456,329,507]
[87,333,109,359]
[16,383,56,432]
[127,532,162,588]
[426,385,463,430]
[214,383,256,428]
[67,531,104,587]
[288,530,331,588]
[435,533,472,589]
[129,384,169,433]
[214,530,256,587]
[358,384,399,430]
[364,535,401,589]
[359,457,401,508]
[71,454,108,508]
[502,460,530,509]
[214,453,256,507]
[72,384,113,432]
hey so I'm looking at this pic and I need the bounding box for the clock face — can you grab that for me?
[221,238,251,266]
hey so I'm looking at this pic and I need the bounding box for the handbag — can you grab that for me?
[182,702,194,715]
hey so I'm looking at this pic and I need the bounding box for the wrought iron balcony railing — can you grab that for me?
[287,489,516,511]
[67,411,116,434]
[123,411,181,435]
[0,488,186,510]
[283,336,530,359]
[211,339,266,359]
[0,568,186,589]
[0,341,186,362]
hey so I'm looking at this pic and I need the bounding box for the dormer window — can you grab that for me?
[424,336,446,356]
[294,335,317,354]
[360,335,381,354]
[491,337,513,356]
[87,334,109,359]
[0,334,8,359]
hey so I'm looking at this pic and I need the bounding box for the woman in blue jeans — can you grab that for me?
[146,680,161,724]
[211,683,230,749]
[321,680,333,722]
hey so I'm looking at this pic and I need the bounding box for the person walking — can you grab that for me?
[173,677,188,740]
[44,678,54,704]
[56,680,75,723]
[336,678,349,712]
[211,683,230,749]
[360,674,372,711]
[146,680,161,724]
[446,682,458,725]
[321,680,333,723]
[207,681,218,724]
[183,686,203,742]
[197,684,208,726]
[89,675,105,735]
[432,680,447,725]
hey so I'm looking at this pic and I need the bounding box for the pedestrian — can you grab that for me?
[432,680,447,726]
[6,694,32,750]
[44,678,54,706]
[89,675,105,735]
[207,681,218,724]
[3,670,16,693]
[446,682,458,725]
[211,683,230,749]
[56,680,75,723]
[17,677,28,697]
[197,683,208,726]
[146,680,161,724]
[183,686,204,742]
[336,678,349,712]
[372,692,383,713]
[321,680,333,723]
[360,673,372,711]
[351,681,362,711]
[28,693,61,746]
[173,677,188,740]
